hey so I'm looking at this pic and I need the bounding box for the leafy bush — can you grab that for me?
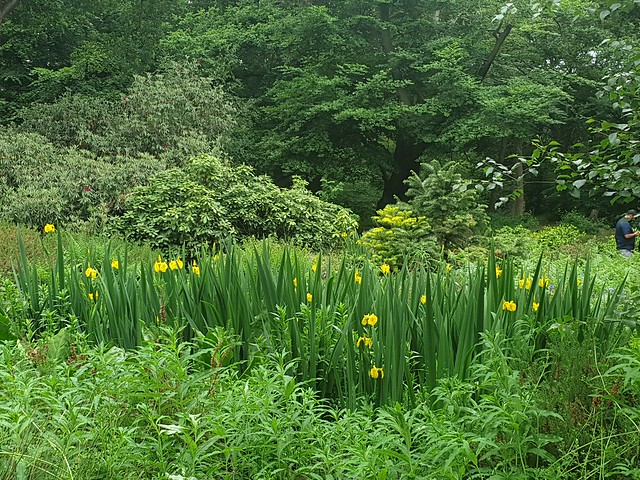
[404,160,490,249]
[359,205,437,269]
[0,130,165,228]
[532,224,584,251]
[560,210,609,235]
[360,160,489,262]
[117,168,234,252]
[189,155,358,248]
[118,155,357,250]
[490,211,540,230]
[19,62,235,165]
[492,225,538,259]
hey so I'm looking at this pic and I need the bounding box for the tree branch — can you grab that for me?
[478,24,512,81]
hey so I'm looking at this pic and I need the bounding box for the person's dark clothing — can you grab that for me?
[616,217,635,251]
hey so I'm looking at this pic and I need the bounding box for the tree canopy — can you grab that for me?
[2,0,640,221]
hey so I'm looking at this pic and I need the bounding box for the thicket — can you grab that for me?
[1,228,640,478]
[2,327,638,479]
[361,161,489,268]
[0,130,164,228]
[117,155,358,251]
[18,62,234,165]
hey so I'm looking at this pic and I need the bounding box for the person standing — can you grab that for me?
[615,209,640,257]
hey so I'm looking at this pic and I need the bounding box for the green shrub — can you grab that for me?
[0,130,164,229]
[532,224,584,251]
[490,211,540,230]
[560,210,609,235]
[492,225,537,259]
[118,155,357,251]
[359,205,437,269]
[360,160,489,262]
[404,160,490,249]
[117,168,234,251]
[19,62,235,165]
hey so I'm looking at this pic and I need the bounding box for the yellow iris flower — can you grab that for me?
[85,264,98,279]
[154,256,168,273]
[361,313,378,327]
[356,335,373,349]
[369,365,384,379]
[502,300,517,312]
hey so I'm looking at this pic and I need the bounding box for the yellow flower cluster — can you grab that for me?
[354,270,362,284]
[153,256,186,273]
[169,258,184,270]
[446,264,452,274]
[111,259,119,269]
[361,313,378,327]
[519,277,532,290]
[192,260,200,276]
[88,291,99,301]
[85,264,98,279]
[533,301,540,312]
[369,365,384,379]
[420,294,427,305]
[154,256,168,273]
[380,263,390,275]
[359,312,383,380]
[306,292,313,302]
[356,335,373,349]
[311,263,317,272]
[495,265,503,278]
[538,277,550,288]
[502,300,517,312]
[43,224,56,234]
[293,277,298,287]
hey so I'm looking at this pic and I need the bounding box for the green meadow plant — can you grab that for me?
[3,327,630,479]
[11,228,630,408]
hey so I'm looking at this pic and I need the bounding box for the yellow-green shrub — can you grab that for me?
[359,205,437,269]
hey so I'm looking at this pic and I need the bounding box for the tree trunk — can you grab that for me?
[378,2,413,106]
[514,161,525,215]
[489,138,509,211]
[378,131,424,207]
[376,2,425,207]
[513,140,525,215]
[0,0,22,25]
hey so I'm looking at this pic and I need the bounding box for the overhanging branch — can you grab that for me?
[0,0,23,26]
[478,24,512,81]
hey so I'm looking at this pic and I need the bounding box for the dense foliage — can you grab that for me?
[3,0,640,220]
[1,226,640,478]
[0,129,164,228]
[3,1,640,477]
[118,155,357,251]
[2,327,639,479]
